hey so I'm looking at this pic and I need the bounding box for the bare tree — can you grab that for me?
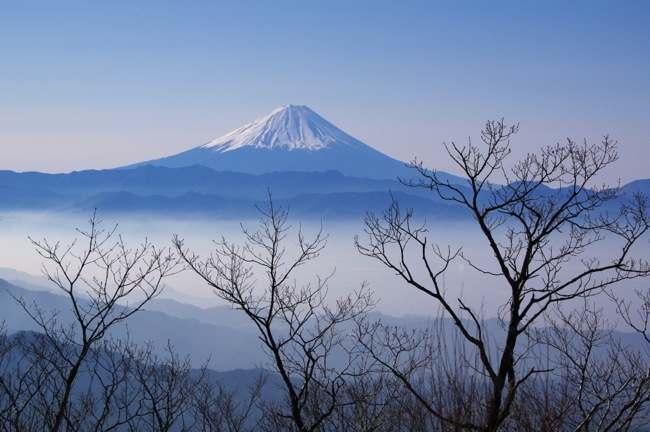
[355,311,502,431]
[118,341,205,432]
[0,326,45,432]
[5,211,178,432]
[610,287,650,350]
[191,371,267,432]
[355,120,650,431]
[174,198,374,432]
[530,302,650,431]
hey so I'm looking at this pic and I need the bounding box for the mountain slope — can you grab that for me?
[202,105,364,152]
[0,279,263,370]
[124,105,456,181]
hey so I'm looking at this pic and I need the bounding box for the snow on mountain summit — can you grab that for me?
[122,104,444,180]
[201,105,363,152]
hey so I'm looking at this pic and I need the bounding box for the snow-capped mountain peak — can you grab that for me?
[201,105,362,152]
[122,104,429,180]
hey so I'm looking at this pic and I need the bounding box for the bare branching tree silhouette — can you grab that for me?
[355,120,650,431]
[174,197,374,432]
[3,211,178,432]
[530,301,650,431]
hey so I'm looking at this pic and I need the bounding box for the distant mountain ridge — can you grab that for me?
[3,278,647,373]
[0,165,471,219]
[0,164,647,220]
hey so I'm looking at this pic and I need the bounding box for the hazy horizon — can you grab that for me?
[1,1,648,184]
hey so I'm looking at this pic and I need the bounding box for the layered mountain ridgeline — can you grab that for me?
[1,105,645,219]
[0,164,645,220]
[0,278,264,371]
[2,277,646,372]
[0,166,468,219]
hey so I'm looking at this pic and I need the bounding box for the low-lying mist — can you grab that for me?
[1,209,647,322]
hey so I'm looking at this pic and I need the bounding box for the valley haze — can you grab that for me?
[1,105,647,320]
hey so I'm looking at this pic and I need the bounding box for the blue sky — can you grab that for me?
[1,1,648,183]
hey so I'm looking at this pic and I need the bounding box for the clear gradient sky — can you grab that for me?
[1,1,648,183]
